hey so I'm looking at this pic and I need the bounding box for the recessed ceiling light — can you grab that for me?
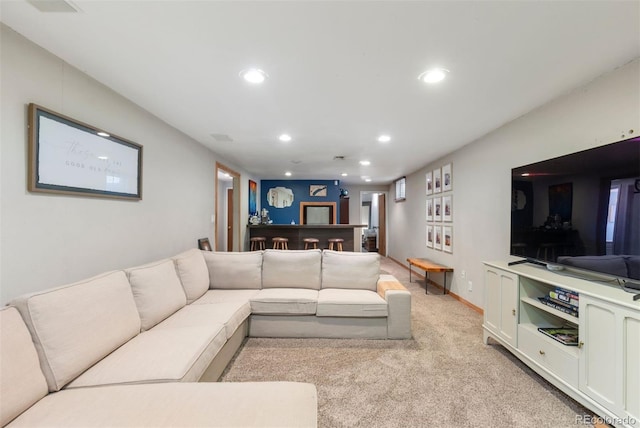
[359,160,371,166]
[341,173,348,177]
[240,68,268,84]
[365,178,372,182]
[285,171,292,177]
[279,134,292,142]
[97,156,108,160]
[97,131,110,137]
[418,68,449,84]
[377,135,391,143]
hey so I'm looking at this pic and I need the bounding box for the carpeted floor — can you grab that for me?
[221,257,593,427]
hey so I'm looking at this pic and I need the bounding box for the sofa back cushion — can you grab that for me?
[625,256,640,281]
[557,255,628,278]
[262,249,322,290]
[172,249,210,303]
[321,250,380,291]
[10,271,141,392]
[0,307,49,426]
[126,259,187,331]
[203,251,263,289]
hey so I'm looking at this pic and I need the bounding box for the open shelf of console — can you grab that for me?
[483,261,639,428]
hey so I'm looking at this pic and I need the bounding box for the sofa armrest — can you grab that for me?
[377,275,411,339]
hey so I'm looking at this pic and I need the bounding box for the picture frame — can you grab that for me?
[309,184,327,197]
[433,168,442,193]
[434,225,442,250]
[248,179,257,214]
[426,198,433,221]
[442,163,452,192]
[426,171,433,195]
[426,224,434,248]
[434,197,442,222]
[198,238,212,251]
[443,195,452,222]
[443,226,453,253]
[28,103,143,200]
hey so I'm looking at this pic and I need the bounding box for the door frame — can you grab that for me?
[359,191,388,256]
[215,162,241,251]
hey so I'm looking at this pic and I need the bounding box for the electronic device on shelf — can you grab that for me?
[510,136,640,285]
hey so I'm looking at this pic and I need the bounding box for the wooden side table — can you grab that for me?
[407,258,453,295]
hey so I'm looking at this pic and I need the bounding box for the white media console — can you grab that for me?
[483,261,639,428]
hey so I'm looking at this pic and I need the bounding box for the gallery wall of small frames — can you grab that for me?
[426,163,452,253]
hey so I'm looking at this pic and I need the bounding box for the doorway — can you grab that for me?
[215,162,241,251]
[360,191,388,255]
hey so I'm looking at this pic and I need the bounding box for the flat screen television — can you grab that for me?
[510,136,640,284]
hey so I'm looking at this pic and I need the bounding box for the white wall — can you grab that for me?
[388,59,640,309]
[0,25,251,303]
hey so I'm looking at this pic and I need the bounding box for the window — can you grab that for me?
[395,177,406,202]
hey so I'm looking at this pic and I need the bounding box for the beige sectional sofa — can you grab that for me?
[0,248,411,427]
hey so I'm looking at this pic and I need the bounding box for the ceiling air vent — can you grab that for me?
[27,0,80,12]
[210,133,233,143]
[333,156,345,160]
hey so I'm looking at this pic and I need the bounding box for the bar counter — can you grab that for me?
[248,224,367,251]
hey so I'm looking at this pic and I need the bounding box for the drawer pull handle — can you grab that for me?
[539,350,545,355]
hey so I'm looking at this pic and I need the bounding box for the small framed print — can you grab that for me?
[442,163,452,192]
[434,197,442,222]
[433,168,442,193]
[426,198,433,221]
[443,226,453,253]
[426,171,433,195]
[443,195,452,222]
[434,225,442,250]
[426,224,433,248]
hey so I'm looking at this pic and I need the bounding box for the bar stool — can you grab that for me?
[272,237,289,250]
[303,238,319,250]
[250,237,267,251]
[328,238,344,251]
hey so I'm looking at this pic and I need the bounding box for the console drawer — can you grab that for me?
[518,324,579,388]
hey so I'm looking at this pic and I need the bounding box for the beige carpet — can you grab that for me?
[221,257,593,427]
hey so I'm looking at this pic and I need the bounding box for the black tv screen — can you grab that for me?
[511,137,640,281]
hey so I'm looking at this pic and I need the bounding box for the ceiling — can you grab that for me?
[2,1,639,185]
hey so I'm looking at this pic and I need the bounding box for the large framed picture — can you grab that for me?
[249,179,257,214]
[309,184,327,197]
[28,104,143,200]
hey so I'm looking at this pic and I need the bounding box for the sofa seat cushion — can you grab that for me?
[126,259,187,331]
[10,271,141,392]
[172,249,210,304]
[193,289,260,304]
[155,301,250,339]
[250,289,319,315]
[0,307,49,427]
[317,289,388,317]
[7,382,317,428]
[262,249,322,289]
[66,325,227,388]
[203,251,263,289]
[321,250,380,291]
